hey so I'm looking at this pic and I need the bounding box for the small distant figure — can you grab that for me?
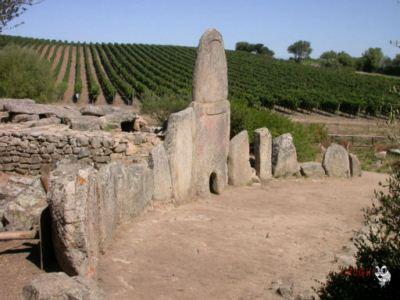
[73,93,80,103]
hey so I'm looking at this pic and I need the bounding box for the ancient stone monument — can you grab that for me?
[165,28,230,200]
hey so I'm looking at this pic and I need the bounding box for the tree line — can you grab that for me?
[236,40,400,77]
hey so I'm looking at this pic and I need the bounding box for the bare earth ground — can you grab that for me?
[56,46,69,83]
[63,46,77,104]
[0,172,387,299]
[51,46,62,70]
[98,172,386,300]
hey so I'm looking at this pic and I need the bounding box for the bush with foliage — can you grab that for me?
[141,92,189,124]
[0,45,56,102]
[317,167,400,299]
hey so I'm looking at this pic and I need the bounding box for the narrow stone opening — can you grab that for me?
[209,172,218,194]
[38,114,47,119]
[121,120,134,132]
[39,207,60,271]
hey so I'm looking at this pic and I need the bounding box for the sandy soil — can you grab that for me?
[45,45,54,61]
[56,46,70,83]
[0,172,387,299]
[39,44,48,59]
[63,47,76,104]
[97,172,386,300]
[51,46,61,70]
[78,46,89,106]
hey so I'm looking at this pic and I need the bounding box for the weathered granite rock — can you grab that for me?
[4,102,80,119]
[300,162,326,178]
[28,117,61,127]
[164,108,194,202]
[349,153,362,177]
[0,98,35,110]
[99,111,137,129]
[150,143,172,201]
[48,160,154,277]
[190,29,230,197]
[65,116,102,131]
[80,105,118,117]
[22,272,103,300]
[228,130,252,186]
[272,133,299,177]
[254,128,272,181]
[0,175,47,231]
[12,114,39,123]
[322,143,350,178]
[193,29,228,103]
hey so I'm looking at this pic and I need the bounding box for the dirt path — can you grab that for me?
[51,46,62,70]
[45,45,55,61]
[78,46,89,106]
[98,172,386,300]
[56,46,70,84]
[63,47,76,104]
[86,47,106,105]
[0,240,44,299]
[39,44,48,59]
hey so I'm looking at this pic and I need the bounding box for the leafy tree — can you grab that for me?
[361,47,384,73]
[235,41,274,57]
[235,42,252,52]
[337,51,355,68]
[320,51,339,67]
[0,0,43,33]
[287,40,312,62]
[0,44,56,102]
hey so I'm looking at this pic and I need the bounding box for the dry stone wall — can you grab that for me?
[0,126,159,175]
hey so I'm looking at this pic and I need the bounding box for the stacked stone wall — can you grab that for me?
[0,128,159,175]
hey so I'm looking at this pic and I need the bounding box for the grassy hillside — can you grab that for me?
[0,35,399,116]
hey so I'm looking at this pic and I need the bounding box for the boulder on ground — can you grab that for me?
[254,128,272,181]
[65,116,103,131]
[322,143,350,178]
[0,98,35,111]
[272,133,299,178]
[12,114,39,123]
[349,153,362,177]
[300,162,326,178]
[99,112,137,130]
[3,102,80,119]
[0,174,47,232]
[228,130,252,186]
[80,105,118,117]
[150,143,172,201]
[21,272,103,300]
[28,117,61,127]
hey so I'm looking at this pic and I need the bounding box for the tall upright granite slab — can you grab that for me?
[191,29,230,197]
[164,29,230,199]
[254,128,272,181]
[164,107,195,202]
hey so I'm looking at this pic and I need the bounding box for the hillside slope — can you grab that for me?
[0,35,399,116]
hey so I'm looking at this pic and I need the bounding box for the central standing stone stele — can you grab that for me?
[164,29,230,201]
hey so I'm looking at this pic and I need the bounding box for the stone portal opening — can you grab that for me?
[209,172,218,194]
[121,120,134,132]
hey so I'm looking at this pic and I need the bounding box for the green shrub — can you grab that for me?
[231,99,327,162]
[317,168,400,299]
[0,45,56,102]
[141,92,189,123]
